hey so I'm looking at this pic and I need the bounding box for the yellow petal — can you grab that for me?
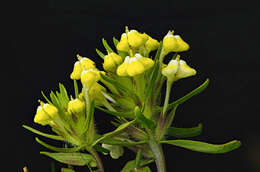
[117,62,128,76]
[116,33,130,52]
[126,61,145,76]
[138,57,154,70]
[175,35,190,52]
[80,71,98,88]
[176,60,196,79]
[80,57,96,70]
[127,30,148,48]
[68,98,85,114]
[162,59,179,79]
[70,61,82,80]
[144,33,160,52]
[163,31,178,54]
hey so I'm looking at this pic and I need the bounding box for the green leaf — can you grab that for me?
[50,91,60,108]
[113,37,119,47]
[35,137,81,153]
[102,38,114,53]
[121,159,153,172]
[61,168,75,172]
[136,167,152,172]
[23,125,65,141]
[143,61,160,106]
[73,80,79,98]
[135,149,142,168]
[167,78,210,110]
[135,107,155,129]
[101,137,147,146]
[40,152,97,167]
[160,139,241,154]
[154,41,162,61]
[96,48,105,59]
[167,123,203,138]
[96,106,134,118]
[41,91,53,105]
[91,120,136,146]
[59,83,70,104]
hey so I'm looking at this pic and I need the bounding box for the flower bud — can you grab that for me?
[67,98,85,114]
[175,60,196,79]
[34,103,59,126]
[127,30,148,48]
[80,57,96,70]
[101,144,124,159]
[80,69,99,89]
[144,33,160,53]
[70,61,83,80]
[116,33,130,52]
[103,53,123,72]
[162,59,179,81]
[117,53,154,77]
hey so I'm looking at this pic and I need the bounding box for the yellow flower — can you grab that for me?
[80,57,96,70]
[80,69,100,89]
[162,31,189,55]
[88,83,106,105]
[162,56,196,82]
[116,33,130,52]
[34,103,59,126]
[127,30,148,48]
[117,53,154,77]
[144,33,160,53]
[70,61,83,80]
[67,98,85,114]
[103,53,123,72]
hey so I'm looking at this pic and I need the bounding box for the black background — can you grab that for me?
[3,1,260,172]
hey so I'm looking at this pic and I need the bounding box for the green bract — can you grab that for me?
[23,27,241,172]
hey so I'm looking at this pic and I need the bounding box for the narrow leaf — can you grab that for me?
[135,106,155,129]
[59,83,70,103]
[91,120,136,146]
[160,139,241,154]
[113,37,119,47]
[167,78,210,110]
[101,137,147,146]
[96,106,134,118]
[40,152,97,167]
[135,149,142,168]
[167,123,203,138]
[23,125,65,141]
[154,41,162,61]
[41,91,53,105]
[36,137,81,153]
[96,48,105,59]
[102,38,114,53]
[61,168,75,172]
[50,91,60,108]
[121,159,153,172]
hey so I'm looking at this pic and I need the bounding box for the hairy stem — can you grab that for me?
[148,132,166,172]
[89,149,104,172]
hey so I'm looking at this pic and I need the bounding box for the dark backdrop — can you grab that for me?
[4,2,260,172]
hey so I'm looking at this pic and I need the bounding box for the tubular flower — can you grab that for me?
[88,83,107,105]
[117,53,154,77]
[67,98,85,114]
[80,69,105,89]
[162,56,196,82]
[34,103,59,126]
[103,52,123,72]
[70,61,82,80]
[144,33,160,53]
[116,33,130,52]
[102,144,124,159]
[127,30,148,48]
[162,31,189,55]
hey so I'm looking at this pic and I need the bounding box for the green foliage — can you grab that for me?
[167,123,203,138]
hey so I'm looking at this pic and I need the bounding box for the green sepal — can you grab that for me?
[102,38,114,53]
[91,119,136,146]
[172,52,178,60]
[121,159,153,172]
[73,80,79,98]
[84,100,95,144]
[167,78,210,110]
[101,137,147,146]
[40,152,97,167]
[167,123,203,138]
[100,74,140,103]
[135,149,142,168]
[59,83,70,105]
[160,139,241,154]
[135,106,155,129]
[154,41,162,61]
[61,168,75,172]
[41,91,53,105]
[35,137,81,152]
[96,48,105,59]
[23,125,65,141]
[50,91,61,108]
[96,106,134,118]
[113,37,119,47]
[93,144,110,154]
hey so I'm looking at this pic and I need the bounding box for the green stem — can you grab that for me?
[162,80,173,116]
[89,148,104,172]
[148,132,166,172]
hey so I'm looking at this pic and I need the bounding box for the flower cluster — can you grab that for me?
[25,26,240,172]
